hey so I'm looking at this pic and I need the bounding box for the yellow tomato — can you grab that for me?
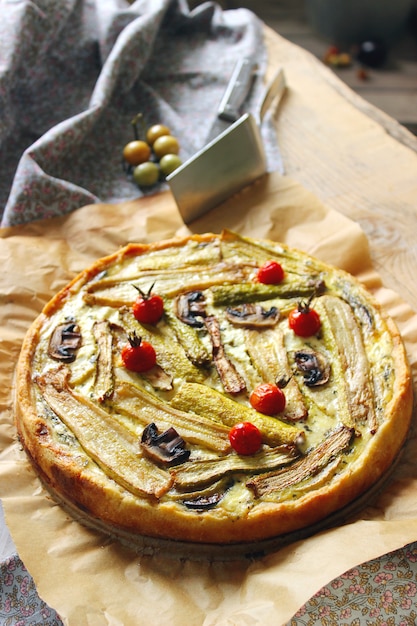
[146,124,171,146]
[159,154,182,176]
[123,140,152,166]
[153,135,180,159]
[133,162,160,187]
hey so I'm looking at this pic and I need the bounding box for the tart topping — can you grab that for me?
[121,333,157,372]
[244,328,308,422]
[247,425,354,497]
[115,380,231,454]
[182,491,226,511]
[172,444,299,491]
[36,367,173,498]
[211,277,326,307]
[175,291,206,327]
[48,322,82,363]
[256,260,284,284]
[250,383,286,416]
[204,315,246,394]
[293,348,330,387]
[93,321,114,402]
[132,283,164,325]
[319,295,377,432]
[228,421,262,455]
[225,303,280,328]
[171,382,304,447]
[288,299,321,337]
[141,423,190,467]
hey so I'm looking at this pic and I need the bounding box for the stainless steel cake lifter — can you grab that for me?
[166,67,286,224]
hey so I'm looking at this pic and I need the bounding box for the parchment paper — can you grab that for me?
[1,172,417,626]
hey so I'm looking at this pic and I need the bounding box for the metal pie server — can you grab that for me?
[207,57,258,140]
[167,67,286,224]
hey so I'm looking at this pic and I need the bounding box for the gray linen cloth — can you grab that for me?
[0,0,281,226]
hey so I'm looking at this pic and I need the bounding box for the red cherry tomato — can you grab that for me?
[229,422,262,456]
[132,285,164,325]
[288,302,321,337]
[121,334,156,372]
[256,260,284,284]
[250,383,286,415]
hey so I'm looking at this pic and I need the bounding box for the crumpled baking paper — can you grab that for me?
[0,172,416,626]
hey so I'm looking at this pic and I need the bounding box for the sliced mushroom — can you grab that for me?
[141,423,190,467]
[171,476,232,502]
[225,304,280,328]
[48,322,82,363]
[174,291,206,327]
[293,348,330,387]
[182,491,225,511]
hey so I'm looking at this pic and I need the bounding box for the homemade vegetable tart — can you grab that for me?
[14,231,413,548]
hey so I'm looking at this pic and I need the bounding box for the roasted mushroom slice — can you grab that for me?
[225,303,280,328]
[293,348,330,387]
[141,423,190,467]
[204,315,246,394]
[48,322,82,363]
[175,291,207,327]
[182,491,226,511]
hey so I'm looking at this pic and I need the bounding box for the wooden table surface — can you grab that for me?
[1,22,417,625]
[264,26,417,313]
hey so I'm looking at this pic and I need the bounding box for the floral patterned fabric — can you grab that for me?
[287,542,417,626]
[0,556,63,626]
[2,543,417,624]
[0,0,282,227]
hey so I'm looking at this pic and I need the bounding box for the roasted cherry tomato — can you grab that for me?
[229,422,262,456]
[132,284,164,325]
[288,301,321,337]
[250,382,286,416]
[121,334,156,372]
[256,260,284,284]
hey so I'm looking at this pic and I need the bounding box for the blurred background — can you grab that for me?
[195,0,417,135]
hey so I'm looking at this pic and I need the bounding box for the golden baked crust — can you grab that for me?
[14,231,413,548]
